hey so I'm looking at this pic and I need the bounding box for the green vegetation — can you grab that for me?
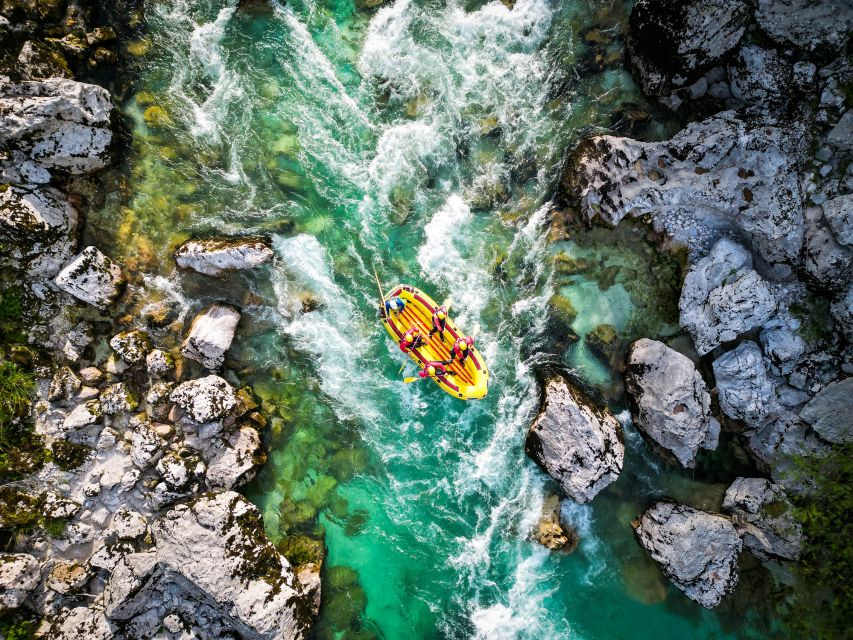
[0,612,37,640]
[784,443,853,639]
[0,361,35,427]
[0,288,26,343]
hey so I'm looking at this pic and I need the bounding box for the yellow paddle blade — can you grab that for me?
[404,376,422,384]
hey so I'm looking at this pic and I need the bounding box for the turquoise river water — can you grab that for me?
[99,0,791,637]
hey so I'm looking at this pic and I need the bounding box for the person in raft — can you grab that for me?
[419,361,454,380]
[383,295,406,317]
[447,335,474,364]
[429,306,449,341]
[399,327,426,353]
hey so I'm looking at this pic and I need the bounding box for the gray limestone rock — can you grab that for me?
[525,377,624,503]
[625,339,718,467]
[634,502,741,608]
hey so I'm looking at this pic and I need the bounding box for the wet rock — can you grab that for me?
[679,239,776,355]
[760,328,806,376]
[181,304,241,370]
[206,425,264,490]
[625,338,718,467]
[802,224,852,291]
[626,0,752,96]
[0,185,79,278]
[532,494,579,552]
[0,78,114,175]
[525,377,624,503]
[174,237,274,278]
[755,0,853,53]
[565,112,805,267]
[633,502,741,608]
[109,329,150,364]
[713,341,775,427]
[799,377,853,444]
[17,39,73,79]
[170,375,238,424]
[723,477,802,562]
[145,348,174,379]
[152,491,312,639]
[822,194,853,247]
[585,323,619,363]
[54,246,126,309]
[0,553,40,609]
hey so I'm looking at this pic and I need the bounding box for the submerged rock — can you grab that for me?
[679,240,776,355]
[175,237,274,278]
[170,375,238,424]
[799,377,853,444]
[525,377,624,503]
[54,246,126,309]
[633,502,741,608]
[626,0,752,96]
[0,553,40,609]
[723,477,802,562]
[625,338,718,467]
[565,112,805,267]
[0,78,114,175]
[181,304,241,370]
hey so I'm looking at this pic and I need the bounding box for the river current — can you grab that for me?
[101,0,786,637]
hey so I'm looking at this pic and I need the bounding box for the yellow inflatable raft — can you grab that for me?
[381,284,489,400]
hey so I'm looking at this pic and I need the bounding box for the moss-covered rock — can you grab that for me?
[51,439,92,471]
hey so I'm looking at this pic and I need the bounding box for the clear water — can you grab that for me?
[104,0,787,638]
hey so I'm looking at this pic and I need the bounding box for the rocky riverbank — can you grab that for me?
[528,0,851,618]
[0,2,319,638]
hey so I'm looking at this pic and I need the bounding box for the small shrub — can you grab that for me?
[0,361,35,427]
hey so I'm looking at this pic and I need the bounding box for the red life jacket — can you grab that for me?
[419,362,447,378]
[452,338,472,361]
[432,308,447,331]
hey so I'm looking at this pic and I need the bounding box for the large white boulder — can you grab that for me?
[525,377,624,503]
[566,112,805,267]
[625,339,718,467]
[175,237,274,278]
[634,502,741,608]
[151,491,312,640]
[170,375,238,424]
[55,246,126,309]
[0,78,114,175]
[0,185,79,278]
[181,304,241,370]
